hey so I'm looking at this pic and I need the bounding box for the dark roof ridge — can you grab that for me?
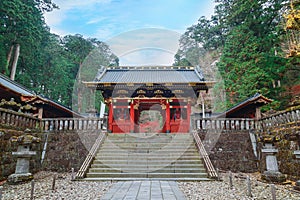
[106,66,195,70]
[0,73,36,96]
[216,93,273,118]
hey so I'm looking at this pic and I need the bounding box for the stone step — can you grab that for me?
[105,137,192,141]
[105,139,193,143]
[100,144,194,149]
[80,133,209,180]
[105,137,192,144]
[105,136,188,139]
[94,155,201,160]
[95,151,199,157]
[96,151,198,155]
[93,159,203,165]
[104,139,190,143]
[100,144,195,149]
[97,148,197,153]
[83,177,212,181]
[91,163,205,169]
[101,143,194,149]
[106,133,191,138]
[88,167,207,173]
[85,172,208,179]
[97,148,198,154]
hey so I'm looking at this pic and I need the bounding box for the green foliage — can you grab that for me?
[176,0,293,111]
[218,25,287,107]
[0,0,118,110]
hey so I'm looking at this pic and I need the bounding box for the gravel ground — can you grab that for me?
[1,171,300,200]
[178,172,300,200]
[1,171,113,200]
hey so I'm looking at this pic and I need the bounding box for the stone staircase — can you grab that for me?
[84,133,211,181]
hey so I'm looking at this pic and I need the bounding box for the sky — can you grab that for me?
[44,0,215,66]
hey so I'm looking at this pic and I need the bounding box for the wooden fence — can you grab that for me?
[0,108,41,130]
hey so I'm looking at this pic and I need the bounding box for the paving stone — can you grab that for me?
[169,181,187,199]
[101,180,186,200]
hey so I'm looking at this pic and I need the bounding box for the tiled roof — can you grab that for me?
[94,66,205,83]
[0,74,81,118]
[0,73,36,96]
[217,93,273,118]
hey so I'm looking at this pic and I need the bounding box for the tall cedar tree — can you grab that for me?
[176,0,290,110]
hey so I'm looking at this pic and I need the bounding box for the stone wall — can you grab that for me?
[0,128,42,181]
[198,129,300,180]
[198,130,258,173]
[277,140,300,181]
[0,126,100,181]
[42,130,99,172]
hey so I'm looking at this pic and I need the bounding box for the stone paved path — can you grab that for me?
[101,181,186,200]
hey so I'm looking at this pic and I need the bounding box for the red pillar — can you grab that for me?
[187,100,191,132]
[166,99,170,133]
[108,101,113,133]
[130,100,135,133]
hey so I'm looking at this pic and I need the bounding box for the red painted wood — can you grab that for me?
[187,101,191,132]
[107,97,191,133]
[169,120,189,133]
[112,121,130,133]
[108,102,113,132]
[166,100,170,133]
[130,101,134,132]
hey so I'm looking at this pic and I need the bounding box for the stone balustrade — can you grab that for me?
[0,108,105,132]
[193,108,300,131]
[193,118,257,130]
[41,118,104,131]
[258,109,300,131]
[0,108,41,130]
[2,106,298,133]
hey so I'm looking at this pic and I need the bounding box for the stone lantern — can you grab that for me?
[8,133,40,184]
[260,135,286,182]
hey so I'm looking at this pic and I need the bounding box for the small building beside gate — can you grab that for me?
[0,73,81,118]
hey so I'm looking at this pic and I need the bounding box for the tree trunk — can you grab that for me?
[78,86,82,113]
[10,43,20,81]
[6,45,14,75]
[77,63,82,113]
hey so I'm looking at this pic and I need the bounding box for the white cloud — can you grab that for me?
[87,17,108,25]
[94,27,116,41]
[44,9,65,27]
[120,49,175,66]
[107,28,180,56]
[105,28,180,66]
[53,0,111,10]
[44,0,112,34]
